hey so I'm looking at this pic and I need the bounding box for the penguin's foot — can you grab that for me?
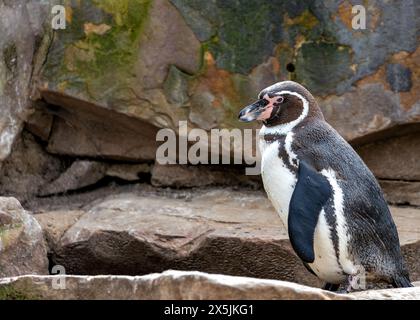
[345,273,366,292]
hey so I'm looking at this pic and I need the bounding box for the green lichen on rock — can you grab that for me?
[3,43,17,74]
[0,222,23,249]
[44,0,151,98]
[163,65,190,106]
[295,41,354,96]
[0,284,40,300]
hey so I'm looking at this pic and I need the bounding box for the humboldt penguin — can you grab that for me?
[238,81,412,291]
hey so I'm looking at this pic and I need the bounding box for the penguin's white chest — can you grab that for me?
[260,139,296,228]
[260,137,356,284]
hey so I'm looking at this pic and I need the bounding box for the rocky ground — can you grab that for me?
[1,271,419,300]
[0,183,419,299]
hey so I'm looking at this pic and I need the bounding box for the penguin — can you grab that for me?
[238,81,412,291]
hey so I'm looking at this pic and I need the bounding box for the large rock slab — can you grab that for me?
[36,189,420,286]
[38,189,321,287]
[380,181,420,207]
[1,270,419,300]
[0,197,48,277]
[356,131,420,181]
[0,270,350,300]
[42,92,159,161]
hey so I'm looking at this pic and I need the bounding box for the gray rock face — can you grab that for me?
[0,0,50,162]
[35,189,420,287]
[386,63,412,92]
[0,197,48,277]
[1,271,419,300]
[0,130,64,202]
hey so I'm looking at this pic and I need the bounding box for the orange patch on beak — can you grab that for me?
[257,105,274,120]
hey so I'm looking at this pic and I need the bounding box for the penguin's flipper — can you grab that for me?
[288,160,332,263]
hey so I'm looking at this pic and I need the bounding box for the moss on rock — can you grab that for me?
[0,284,40,300]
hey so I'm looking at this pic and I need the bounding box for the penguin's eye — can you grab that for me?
[276,96,284,104]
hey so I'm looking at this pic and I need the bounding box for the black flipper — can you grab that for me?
[288,160,332,263]
[302,261,316,276]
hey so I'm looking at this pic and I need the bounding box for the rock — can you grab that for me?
[320,84,419,143]
[151,164,261,188]
[25,102,54,142]
[23,0,418,166]
[39,189,419,287]
[44,189,321,287]
[42,91,159,161]
[0,270,350,300]
[135,0,201,89]
[0,197,48,277]
[106,163,151,182]
[38,160,107,196]
[351,286,420,300]
[380,180,420,206]
[39,0,201,131]
[386,63,412,92]
[1,270,420,300]
[0,130,64,203]
[35,210,85,253]
[0,0,50,162]
[356,131,420,180]
[38,161,152,196]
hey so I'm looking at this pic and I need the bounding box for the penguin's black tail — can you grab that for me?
[392,275,414,288]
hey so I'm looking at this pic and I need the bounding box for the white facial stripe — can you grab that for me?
[321,168,357,276]
[259,90,309,136]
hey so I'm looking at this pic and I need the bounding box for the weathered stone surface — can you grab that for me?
[151,164,261,188]
[0,197,48,277]
[25,103,54,142]
[42,91,158,161]
[320,84,420,143]
[380,180,420,206]
[0,271,352,300]
[36,189,419,287]
[40,0,201,131]
[351,286,420,300]
[27,0,419,163]
[0,130,64,202]
[106,163,151,182]
[356,131,420,180]
[386,63,412,93]
[38,160,107,196]
[42,189,321,287]
[0,0,50,162]
[1,271,420,300]
[35,210,85,253]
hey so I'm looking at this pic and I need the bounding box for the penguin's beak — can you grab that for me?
[238,99,266,122]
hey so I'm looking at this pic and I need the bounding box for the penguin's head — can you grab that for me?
[238,81,322,127]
